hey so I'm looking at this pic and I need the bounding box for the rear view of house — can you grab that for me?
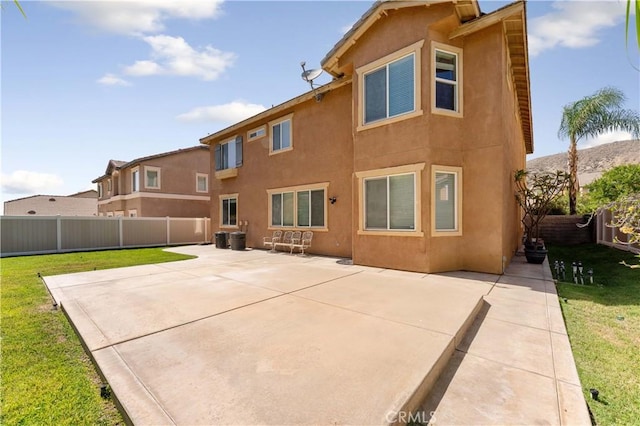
[93,146,210,218]
[200,0,532,274]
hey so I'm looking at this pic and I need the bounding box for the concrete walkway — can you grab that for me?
[421,255,591,425]
[43,246,590,425]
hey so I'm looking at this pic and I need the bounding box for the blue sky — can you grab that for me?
[1,0,638,205]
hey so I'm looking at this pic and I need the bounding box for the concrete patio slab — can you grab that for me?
[44,246,489,425]
[44,247,589,425]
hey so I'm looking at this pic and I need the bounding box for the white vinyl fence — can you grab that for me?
[0,216,211,257]
[596,209,640,254]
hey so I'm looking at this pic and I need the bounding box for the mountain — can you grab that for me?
[526,140,640,186]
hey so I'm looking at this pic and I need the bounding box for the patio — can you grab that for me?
[43,246,589,425]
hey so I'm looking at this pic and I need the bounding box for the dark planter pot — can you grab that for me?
[524,247,548,264]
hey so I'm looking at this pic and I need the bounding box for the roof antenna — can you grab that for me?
[300,61,324,102]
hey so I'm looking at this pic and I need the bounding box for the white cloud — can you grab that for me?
[122,35,235,81]
[177,101,267,123]
[51,0,224,36]
[582,130,634,148]
[97,73,131,86]
[528,0,626,56]
[1,171,64,195]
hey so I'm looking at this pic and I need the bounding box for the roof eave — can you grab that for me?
[449,1,533,154]
[200,77,353,145]
[321,0,480,77]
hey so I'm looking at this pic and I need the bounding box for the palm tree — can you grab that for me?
[558,87,640,215]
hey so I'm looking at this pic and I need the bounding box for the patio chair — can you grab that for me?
[263,230,282,252]
[273,230,294,252]
[291,231,313,255]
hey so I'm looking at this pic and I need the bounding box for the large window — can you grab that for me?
[220,195,238,227]
[432,42,463,116]
[364,54,415,124]
[215,136,243,171]
[431,166,462,236]
[364,174,415,230]
[268,184,327,229]
[356,40,423,130]
[270,115,293,154]
[355,163,425,236]
[131,168,139,192]
[97,182,103,198]
[145,166,161,189]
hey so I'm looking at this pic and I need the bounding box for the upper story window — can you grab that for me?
[97,182,103,198]
[356,40,424,131]
[364,54,414,123]
[247,125,266,142]
[131,168,140,192]
[432,42,463,117]
[107,179,112,193]
[196,173,209,193]
[144,166,161,189]
[431,165,462,236]
[269,114,293,154]
[215,136,243,171]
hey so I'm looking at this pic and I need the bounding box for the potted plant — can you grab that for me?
[514,169,570,264]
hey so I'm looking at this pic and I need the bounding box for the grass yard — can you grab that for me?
[548,244,640,426]
[0,248,195,425]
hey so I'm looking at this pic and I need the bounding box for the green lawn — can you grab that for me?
[548,244,640,426]
[1,248,195,425]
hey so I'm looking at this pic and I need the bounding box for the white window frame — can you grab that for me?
[431,42,463,117]
[196,173,209,193]
[97,182,103,198]
[355,163,425,237]
[220,194,238,228]
[269,114,293,155]
[247,125,266,142]
[131,167,140,193]
[144,166,161,190]
[267,182,329,231]
[356,40,424,131]
[107,179,112,194]
[431,165,462,236]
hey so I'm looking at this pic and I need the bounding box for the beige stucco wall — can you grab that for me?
[208,84,353,257]
[342,5,525,273]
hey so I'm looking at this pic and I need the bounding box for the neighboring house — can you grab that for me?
[3,190,98,216]
[92,146,210,217]
[200,0,532,274]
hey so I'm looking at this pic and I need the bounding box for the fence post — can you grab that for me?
[204,217,208,244]
[166,217,170,246]
[56,215,62,253]
[119,216,123,247]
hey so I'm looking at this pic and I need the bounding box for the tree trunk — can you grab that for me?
[568,136,579,215]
